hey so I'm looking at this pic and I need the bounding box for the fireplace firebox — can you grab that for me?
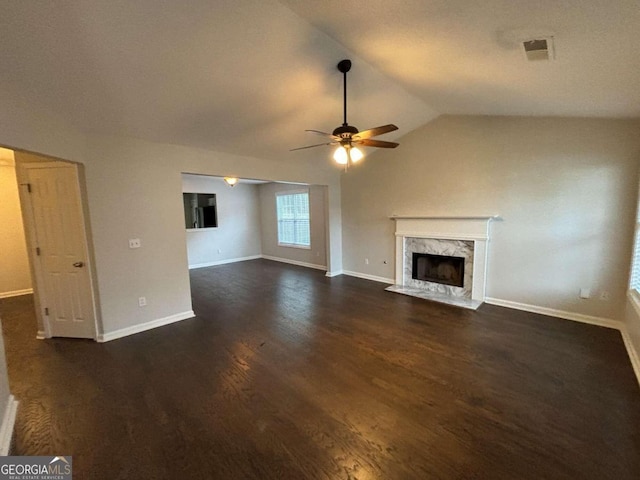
[411,253,465,288]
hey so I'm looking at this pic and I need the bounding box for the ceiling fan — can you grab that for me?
[291,59,399,168]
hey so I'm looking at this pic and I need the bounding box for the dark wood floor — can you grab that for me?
[1,259,639,479]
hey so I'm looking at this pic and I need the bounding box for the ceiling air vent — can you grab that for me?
[522,37,555,61]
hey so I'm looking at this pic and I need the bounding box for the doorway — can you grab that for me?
[0,148,32,301]
[13,150,98,340]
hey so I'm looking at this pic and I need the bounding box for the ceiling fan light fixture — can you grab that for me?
[333,146,348,164]
[333,145,364,166]
[224,177,238,187]
[349,146,363,163]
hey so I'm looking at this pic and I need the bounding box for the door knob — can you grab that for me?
[73,261,84,268]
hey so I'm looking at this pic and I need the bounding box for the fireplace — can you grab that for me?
[385,215,499,310]
[412,253,464,287]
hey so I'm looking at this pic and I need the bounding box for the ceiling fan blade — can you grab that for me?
[353,124,398,140]
[305,129,340,140]
[290,142,334,151]
[358,138,399,148]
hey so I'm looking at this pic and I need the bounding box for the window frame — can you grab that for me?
[628,178,640,310]
[275,189,311,249]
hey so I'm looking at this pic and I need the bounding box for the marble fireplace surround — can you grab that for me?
[385,215,499,310]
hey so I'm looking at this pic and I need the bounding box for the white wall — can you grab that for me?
[258,182,327,268]
[0,153,32,297]
[342,115,640,321]
[182,174,262,267]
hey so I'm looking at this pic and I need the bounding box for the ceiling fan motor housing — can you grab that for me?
[337,59,352,73]
[332,124,359,137]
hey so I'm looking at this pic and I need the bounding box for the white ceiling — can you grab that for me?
[281,0,640,118]
[1,0,638,164]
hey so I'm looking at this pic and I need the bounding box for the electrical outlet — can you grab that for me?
[217,248,222,254]
[129,238,141,249]
[365,258,369,265]
[138,296,147,307]
[579,288,591,299]
[599,291,610,301]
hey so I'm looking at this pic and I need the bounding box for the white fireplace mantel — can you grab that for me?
[390,215,501,241]
[389,215,500,307]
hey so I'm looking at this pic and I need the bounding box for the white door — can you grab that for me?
[23,162,97,339]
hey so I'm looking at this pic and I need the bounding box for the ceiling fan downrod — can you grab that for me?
[337,59,351,127]
[333,59,358,138]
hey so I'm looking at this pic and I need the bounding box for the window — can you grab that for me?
[276,191,310,248]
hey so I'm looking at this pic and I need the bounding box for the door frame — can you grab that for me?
[16,157,99,340]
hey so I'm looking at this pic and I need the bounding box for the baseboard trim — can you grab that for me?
[261,255,326,271]
[97,310,195,343]
[0,288,33,299]
[0,395,18,455]
[484,297,621,330]
[189,255,261,269]
[325,270,343,278]
[342,270,394,285]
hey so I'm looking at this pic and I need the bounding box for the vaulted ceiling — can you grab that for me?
[1,0,638,164]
